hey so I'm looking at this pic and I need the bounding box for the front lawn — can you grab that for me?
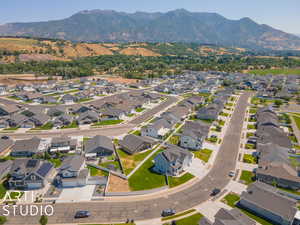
[3,127,19,131]
[206,136,218,143]
[194,149,213,163]
[293,116,300,130]
[249,108,257,114]
[163,213,203,225]
[76,97,93,103]
[243,154,257,164]
[222,193,240,208]
[117,149,154,175]
[161,209,196,221]
[131,130,141,136]
[246,132,255,138]
[168,173,195,188]
[31,122,53,130]
[93,120,123,126]
[240,170,255,185]
[168,135,180,145]
[0,183,23,200]
[48,158,62,168]
[220,112,229,117]
[136,107,145,113]
[61,121,79,129]
[218,120,225,126]
[245,143,255,149]
[128,149,167,191]
[247,124,256,130]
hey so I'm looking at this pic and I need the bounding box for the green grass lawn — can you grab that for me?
[163,213,203,225]
[131,130,141,136]
[87,165,108,176]
[246,132,255,138]
[249,108,257,114]
[93,120,123,126]
[245,143,255,149]
[0,183,23,200]
[220,112,229,117]
[206,137,218,143]
[168,173,195,188]
[31,122,53,130]
[292,116,300,130]
[117,149,154,175]
[136,107,145,113]
[168,135,180,145]
[218,120,225,126]
[247,124,256,130]
[222,193,240,207]
[3,127,19,131]
[161,209,196,221]
[194,149,213,163]
[240,170,255,185]
[128,149,166,191]
[61,121,79,129]
[48,158,62,168]
[243,154,258,164]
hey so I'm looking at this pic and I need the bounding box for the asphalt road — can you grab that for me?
[1,92,251,224]
[3,96,178,139]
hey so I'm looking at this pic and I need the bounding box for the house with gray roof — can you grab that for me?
[0,160,13,180]
[153,144,193,176]
[10,137,41,157]
[8,159,54,189]
[119,134,158,155]
[84,135,115,158]
[197,103,222,121]
[0,104,19,116]
[239,182,299,225]
[77,110,99,125]
[200,208,256,225]
[141,118,173,139]
[180,121,210,150]
[49,137,77,153]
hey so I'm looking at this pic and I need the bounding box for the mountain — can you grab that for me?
[0,9,300,50]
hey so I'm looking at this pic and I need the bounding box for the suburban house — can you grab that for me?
[255,142,300,190]
[0,104,19,116]
[119,134,158,155]
[10,137,42,157]
[153,145,193,176]
[141,118,173,139]
[77,110,99,125]
[200,208,256,225]
[8,159,54,189]
[180,120,210,150]
[49,137,77,153]
[53,114,74,128]
[57,155,89,187]
[61,94,78,104]
[239,182,299,225]
[0,136,14,157]
[47,106,66,117]
[100,108,126,121]
[197,103,222,121]
[84,135,115,158]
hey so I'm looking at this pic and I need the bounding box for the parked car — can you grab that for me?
[211,188,221,196]
[161,209,176,217]
[74,210,91,218]
[228,171,235,177]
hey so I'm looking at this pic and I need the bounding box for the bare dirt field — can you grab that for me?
[107,174,130,192]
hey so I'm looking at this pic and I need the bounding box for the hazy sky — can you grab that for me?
[1,0,299,34]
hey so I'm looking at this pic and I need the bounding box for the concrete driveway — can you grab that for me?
[186,158,207,179]
[57,185,96,203]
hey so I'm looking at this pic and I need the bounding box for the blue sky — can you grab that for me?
[1,0,299,34]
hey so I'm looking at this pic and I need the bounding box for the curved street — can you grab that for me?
[3,92,251,225]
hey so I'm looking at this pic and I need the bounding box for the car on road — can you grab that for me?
[74,210,91,219]
[161,209,176,217]
[211,188,221,196]
[228,171,235,177]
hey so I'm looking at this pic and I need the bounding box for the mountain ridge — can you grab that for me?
[0,9,300,50]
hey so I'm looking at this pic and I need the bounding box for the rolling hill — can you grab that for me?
[0,9,300,50]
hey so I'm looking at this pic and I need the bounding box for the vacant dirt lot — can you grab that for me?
[107,174,130,192]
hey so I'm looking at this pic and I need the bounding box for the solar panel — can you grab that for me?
[36,163,53,177]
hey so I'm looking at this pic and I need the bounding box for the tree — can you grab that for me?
[39,215,48,225]
[0,216,7,225]
[274,99,283,107]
